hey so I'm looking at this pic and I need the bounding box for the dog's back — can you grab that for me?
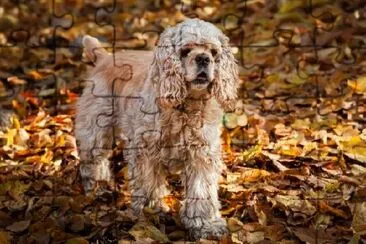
[82,36,154,97]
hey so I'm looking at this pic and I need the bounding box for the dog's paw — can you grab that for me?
[187,217,228,241]
[81,177,97,193]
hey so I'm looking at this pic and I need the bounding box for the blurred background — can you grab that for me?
[0,0,365,243]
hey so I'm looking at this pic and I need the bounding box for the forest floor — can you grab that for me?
[0,0,365,243]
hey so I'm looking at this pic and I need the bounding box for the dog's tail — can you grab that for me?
[82,35,108,64]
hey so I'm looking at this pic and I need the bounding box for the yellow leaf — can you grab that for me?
[342,136,363,146]
[221,207,237,216]
[40,149,53,164]
[277,145,302,156]
[324,181,340,193]
[287,73,306,86]
[291,118,311,130]
[241,169,270,183]
[5,129,16,146]
[227,217,243,232]
[239,144,262,162]
[348,76,366,93]
[11,116,20,129]
[340,136,366,163]
[55,134,65,147]
[27,70,43,80]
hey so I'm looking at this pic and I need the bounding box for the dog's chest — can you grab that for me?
[158,109,216,173]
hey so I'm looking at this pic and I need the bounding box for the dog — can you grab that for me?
[75,18,238,240]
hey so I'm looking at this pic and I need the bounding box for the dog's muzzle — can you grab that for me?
[192,71,210,85]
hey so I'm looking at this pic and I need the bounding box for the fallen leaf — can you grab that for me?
[6,220,30,233]
[351,202,366,232]
[167,230,186,241]
[224,113,239,129]
[319,201,348,219]
[129,221,169,242]
[7,76,27,85]
[8,181,30,200]
[0,231,11,244]
[241,168,270,183]
[65,237,89,244]
[348,76,366,93]
[272,195,316,215]
[238,144,262,162]
[227,217,243,232]
[69,215,85,232]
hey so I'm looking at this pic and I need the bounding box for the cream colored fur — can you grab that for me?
[75,18,238,240]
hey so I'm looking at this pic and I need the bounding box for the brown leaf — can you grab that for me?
[241,168,270,183]
[318,201,348,219]
[0,211,13,228]
[129,221,169,242]
[272,195,316,215]
[8,181,30,200]
[292,227,337,244]
[227,217,244,232]
[65,237,89,244]
[69,215,85,232]
[6,220,30,233]
[264,224,286,241]
[0,231,12,244]
[167,230,186,241]
[351,202,366,233]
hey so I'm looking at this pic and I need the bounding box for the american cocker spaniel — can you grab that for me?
[75,18,238,240]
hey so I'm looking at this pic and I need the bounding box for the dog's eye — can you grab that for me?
[180,48,191,58]
[210,49,218,57]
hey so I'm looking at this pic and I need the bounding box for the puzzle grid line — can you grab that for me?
[0,0,365,242]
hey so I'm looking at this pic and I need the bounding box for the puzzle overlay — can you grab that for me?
[0,0,365,243]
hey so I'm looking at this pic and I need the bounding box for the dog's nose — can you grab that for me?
[195,54,210,67]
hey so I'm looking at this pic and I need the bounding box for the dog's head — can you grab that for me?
[148,18,238,111]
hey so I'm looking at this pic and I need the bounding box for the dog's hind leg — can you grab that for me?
[75,86,115,192]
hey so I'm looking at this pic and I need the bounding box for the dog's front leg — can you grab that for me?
[127,151,169,217]
[180,153,227,240]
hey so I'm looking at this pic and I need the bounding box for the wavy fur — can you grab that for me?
[75,18,238,240]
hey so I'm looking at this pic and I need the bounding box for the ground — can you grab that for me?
[0,0,365,243]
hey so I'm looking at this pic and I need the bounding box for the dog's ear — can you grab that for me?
[212,34,239,112]
[147,27,188,109]
[82,36,108,64]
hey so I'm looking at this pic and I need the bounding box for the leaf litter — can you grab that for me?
[0,0,365,243]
